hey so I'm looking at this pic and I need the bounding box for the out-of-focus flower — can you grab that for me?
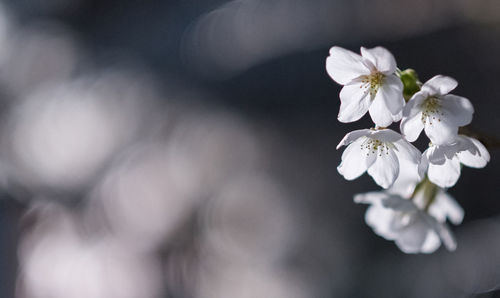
[195,263,310,298]
[86,142,202,252]
[0,23,82,97]
[17,203,162,298]
[200,174,296,267]
[354,190,460,253]
[419,135,490,188]
[3,72,155,194]
[400,75,474,144]
[337,128,420,189]
[326,46,404,127]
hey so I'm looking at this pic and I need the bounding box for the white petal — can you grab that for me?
[365,146,378,169]
[400,112,424,142]
[421,75,458,96]
[355,192,401,240]
[427,144,456,165]
[337,139,369,180]
[365,204,399,240]
[381,194,419,212]
[428,156,461,188]
[424,117,459,145]
[440,94,474,127]
[354,191,386,205]
[457,136,490,168]
[378,75,405,115]
[338,82,371,123]
[418,149,430,179]
[456,135,479,153]
[367,149,399,189]
[404,92,427,118]
[436,225,457,252]
[430,190,464,225]
[394,215,431,254]
[336,129,371,149]
[419,231,442,253]
[423,94,473,145]
[360,46,397,74]
[394,139,421,164]
[400,93,426,142]
[369,95,394,127]
[326,46,370,85]
[427,203,446,223]
[423,214,457,251]
[389,158,421,197]
[370,128,402,143]
[391,110,403,122]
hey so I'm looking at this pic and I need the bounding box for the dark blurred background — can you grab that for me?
[0,0,499,297]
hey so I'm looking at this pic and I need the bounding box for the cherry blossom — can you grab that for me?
[400,75,474,145]
[418,135,490,188]
[327,44,490,255]
[354,187,462,253]
[337,128,420,189]
[326,46,405,127]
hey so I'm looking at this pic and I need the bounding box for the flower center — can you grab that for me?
[360,72,385,98]
[394,212,414,227]
[420,96,443,125]
[360,137,393,157]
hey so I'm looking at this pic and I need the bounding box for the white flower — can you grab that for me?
[337,128,421,189]
[354,189,462,253]
[419,135,490,188]
[326,46,405,127]
[400,75,474,145]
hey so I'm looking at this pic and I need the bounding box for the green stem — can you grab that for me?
[409,175,428,200]
[410,175,439,212]
[423,182,438,212]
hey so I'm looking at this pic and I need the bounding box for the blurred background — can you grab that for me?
[0,0,498,297]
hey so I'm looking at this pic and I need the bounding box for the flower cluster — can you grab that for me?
[326,46,490,253]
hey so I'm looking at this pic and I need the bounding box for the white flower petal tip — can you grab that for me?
[428,190,464,226]
[456,135,490,168]
[360,46,397,74]
[401,76,474,145]
[421,75,458,95]
[326,46,369,85]
[355,189,461,254]
[420,135,490,188]
[335,129,371,149]
[326,46,404,126]
[337,129,420,189]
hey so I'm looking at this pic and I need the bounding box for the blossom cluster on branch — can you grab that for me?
[326,46,490,253]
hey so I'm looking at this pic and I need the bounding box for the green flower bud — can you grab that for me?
[398,68,421,101]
